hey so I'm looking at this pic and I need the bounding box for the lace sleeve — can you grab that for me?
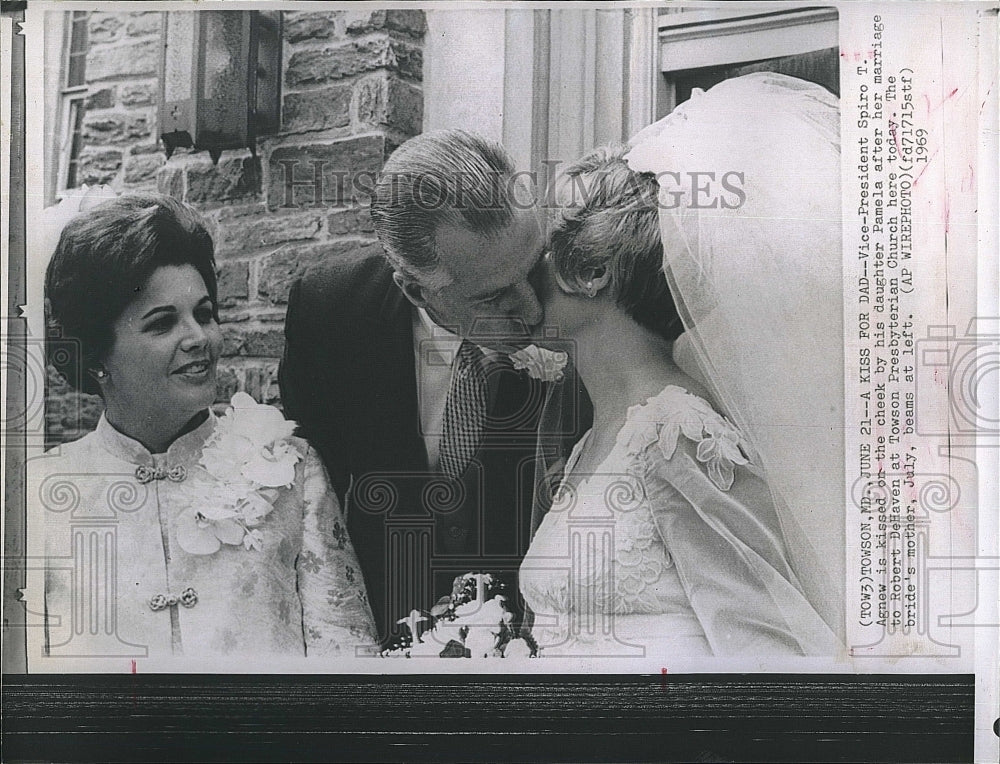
[296,445,378,657]
[629,401,841,656]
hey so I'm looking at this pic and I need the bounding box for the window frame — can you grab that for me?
[55,10,90,197]
[656,6,839,116]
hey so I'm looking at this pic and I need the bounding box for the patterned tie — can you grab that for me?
[439,340,488,481]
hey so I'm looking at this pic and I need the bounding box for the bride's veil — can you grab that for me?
[626,72,845,637]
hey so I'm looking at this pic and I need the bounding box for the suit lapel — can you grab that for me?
[354,275,428,474]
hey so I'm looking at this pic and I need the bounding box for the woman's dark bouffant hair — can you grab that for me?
[548,144,683,342]
[45,194,218,397]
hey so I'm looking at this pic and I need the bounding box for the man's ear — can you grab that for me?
[392,271,428,308]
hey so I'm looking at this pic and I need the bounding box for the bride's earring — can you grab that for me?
[89,367,108,382]
[585,280,596,298]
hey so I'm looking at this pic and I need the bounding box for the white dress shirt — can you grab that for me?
[412,308,460,471]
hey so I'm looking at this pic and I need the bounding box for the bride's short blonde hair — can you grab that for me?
[547,145,683,341]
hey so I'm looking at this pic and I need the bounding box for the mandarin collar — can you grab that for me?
[95,410,217,468]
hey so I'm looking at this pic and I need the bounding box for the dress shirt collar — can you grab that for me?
[95,410,217,467]
[416,308,500,363]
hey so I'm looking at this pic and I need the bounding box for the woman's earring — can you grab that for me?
[90,368,107,381]
[585,281,596,298]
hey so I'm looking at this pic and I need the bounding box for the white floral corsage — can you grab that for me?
[176,392,302,555]
[509,345,568,382]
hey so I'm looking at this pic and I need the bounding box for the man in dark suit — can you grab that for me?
[280,130,590,644]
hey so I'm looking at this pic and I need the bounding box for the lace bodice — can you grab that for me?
[520,386,752,653]
[520,384,839,657]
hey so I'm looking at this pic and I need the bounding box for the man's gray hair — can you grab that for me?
[370,130,518,289]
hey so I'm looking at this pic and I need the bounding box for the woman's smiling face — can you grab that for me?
[100,264,222,438]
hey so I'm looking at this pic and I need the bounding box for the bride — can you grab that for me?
[520,73,844,657]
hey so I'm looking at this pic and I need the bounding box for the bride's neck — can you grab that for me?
[572,309,689,433]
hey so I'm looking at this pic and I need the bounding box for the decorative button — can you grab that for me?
[149,587,198,611]
[135,464,187,484]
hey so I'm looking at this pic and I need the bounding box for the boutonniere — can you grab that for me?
[509,345,568,382]
[176,393,302,555]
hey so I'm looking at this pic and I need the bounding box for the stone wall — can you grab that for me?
[46,9,425,445]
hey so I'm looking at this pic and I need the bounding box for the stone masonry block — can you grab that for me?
[285,37,422,87]
[84,88,115,110]
[124,153,165,184]
[120,81,157,107]
[88,13,123,45]
[355,75,423,135]
[82,112,152,145]
[345,9,427,37]
[82,113,125,143]
[387,77,424,135]
[218,260,250,305]
[284,11,343,43]
[327,207,375,235]
[266,135,386,211]
[257,240,384,304]
[186,155,261,204]
[157,164,185,199]
[126,11,161,38]
[282,86,352,132]
[77,149,123,185]
[215,210,325,257]
[88,39,159,81]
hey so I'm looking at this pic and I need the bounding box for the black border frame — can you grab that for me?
[1,674,977,763]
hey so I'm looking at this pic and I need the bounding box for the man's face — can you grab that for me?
[415,206,547,349]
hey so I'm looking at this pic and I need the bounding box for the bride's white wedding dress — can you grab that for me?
[520,72,845,658]
[520,386,839,657]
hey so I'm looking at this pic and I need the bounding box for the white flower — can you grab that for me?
[454,597,507,631]
[186,393,303,554]
[696,418,748,491]
[241,439,300,488]
[509,345,568,382]
[206,392,300,488]
[224,391,297,446]
[199,434,257,484]
[176,508,246,555]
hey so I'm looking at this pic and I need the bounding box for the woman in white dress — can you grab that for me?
[38,194,377,660]
[520,73,843,657]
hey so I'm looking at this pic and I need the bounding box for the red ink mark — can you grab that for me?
[131,659,137,674]
[839,49,875,62]
[661,667,669,689]
[925,87,960,115]
[960,163,975,192]
[888,121,902,158]
[912,149,940,186]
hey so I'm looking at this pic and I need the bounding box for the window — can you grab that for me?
[57,11,89,193]
[656,7,839,115]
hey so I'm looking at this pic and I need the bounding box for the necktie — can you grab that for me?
[439,340,488,481]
